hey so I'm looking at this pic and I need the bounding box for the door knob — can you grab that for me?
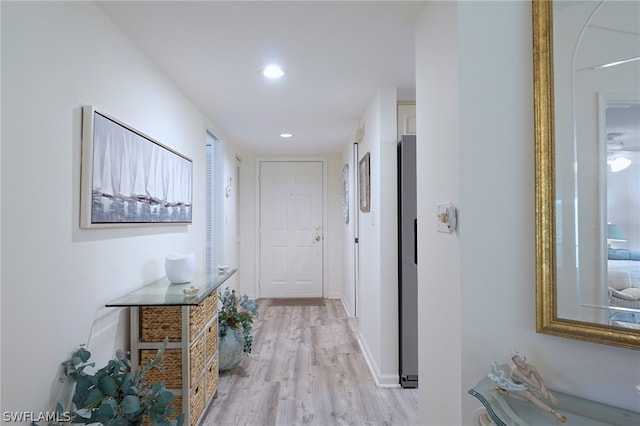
[315,235,321,242]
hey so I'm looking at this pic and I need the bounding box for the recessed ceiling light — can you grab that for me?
[280,133,293,138]
[262,65,285,79]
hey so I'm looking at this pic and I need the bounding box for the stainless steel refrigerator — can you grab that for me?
[397,134,418,388]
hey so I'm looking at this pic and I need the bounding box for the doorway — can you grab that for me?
[258,160,324,298]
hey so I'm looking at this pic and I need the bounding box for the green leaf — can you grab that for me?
[95,401,115,424]
[104,359,121,376]
[129,384,140,395]
[107,417,129,426]
[121,357,131,370]
[99,375,117,396]
[158,390,175,405]
[176,413,185,426]
[72,376,91,407]
[73,407,92,420]
[120,395,141,414]
[76,347,92,363]
[87,374,99,387]
[120,371,134,394]
[115,348,126,360]
[84,388,104,407]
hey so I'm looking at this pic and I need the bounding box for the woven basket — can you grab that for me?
[190,379,205,425]
[190,335,205,384]
[189,304,206,341]
[203,290,217,322]
[140,348,183,389]
[140,306,182,342]
[140,305,208,342]
[206,356,218,399]
[205,320,218,361]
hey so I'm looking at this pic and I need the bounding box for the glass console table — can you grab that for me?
[106,269,237,425]
[469,377,640,426]
[106,268,237,307]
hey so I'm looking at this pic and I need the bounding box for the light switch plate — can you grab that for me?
[436,202,457,233]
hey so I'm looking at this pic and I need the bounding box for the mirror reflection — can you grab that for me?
[604,98,640,328]
[553,0,640,330]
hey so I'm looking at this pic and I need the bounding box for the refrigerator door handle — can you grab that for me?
[414,218,418,265]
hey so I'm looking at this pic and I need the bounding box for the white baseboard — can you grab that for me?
[325,290,341,299]
[356,333,400,388]
[334,296,399,387]
[339,296,354,318]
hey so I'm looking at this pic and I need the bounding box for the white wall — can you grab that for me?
[220,138,241,291]
[1,1,206,414]
[237,154,258,298]
[416,1,640,424]
[415,2,462,423]
[353,88,400,386]
[341,143,357,317]
[325,154,345,299]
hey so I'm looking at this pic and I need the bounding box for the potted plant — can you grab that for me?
[217,287,258,371]
[41,338,184,425]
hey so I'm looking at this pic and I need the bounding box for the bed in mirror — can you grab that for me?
[534,0,640,349]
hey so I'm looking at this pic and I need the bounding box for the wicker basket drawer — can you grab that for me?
[189,303,206,341]
[190,379,205,425]
[140,306,182,342]
[205,320,218,361]
[140,348,182,389]
[203,290,217,321]
[140,304,205,343]
[205,356,218,400]
[190,335,205,384]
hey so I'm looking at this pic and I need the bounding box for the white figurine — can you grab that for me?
[489,351,567,423]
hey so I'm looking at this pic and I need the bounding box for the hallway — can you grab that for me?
[203,299,419,425]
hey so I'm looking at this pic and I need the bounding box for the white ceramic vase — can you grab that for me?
[218,328,246,372]
[165,252,195,284]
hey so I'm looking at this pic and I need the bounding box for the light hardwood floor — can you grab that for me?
[202,298,419,426]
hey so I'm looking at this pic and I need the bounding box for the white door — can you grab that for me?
[259,161,323,298]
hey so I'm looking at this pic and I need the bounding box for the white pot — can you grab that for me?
[218,328,247,372]
[165,253,195,283]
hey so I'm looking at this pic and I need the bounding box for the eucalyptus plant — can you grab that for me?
[218,287,258,354]
[42,338,184,426]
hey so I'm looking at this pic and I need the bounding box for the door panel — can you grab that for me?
[260,161,323,298]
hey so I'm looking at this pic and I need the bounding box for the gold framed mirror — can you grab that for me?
[534,0,640,350]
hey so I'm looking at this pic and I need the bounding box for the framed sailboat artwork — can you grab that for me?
[80,106,193,228]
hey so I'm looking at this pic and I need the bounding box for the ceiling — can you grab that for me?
[96,1,426,156]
